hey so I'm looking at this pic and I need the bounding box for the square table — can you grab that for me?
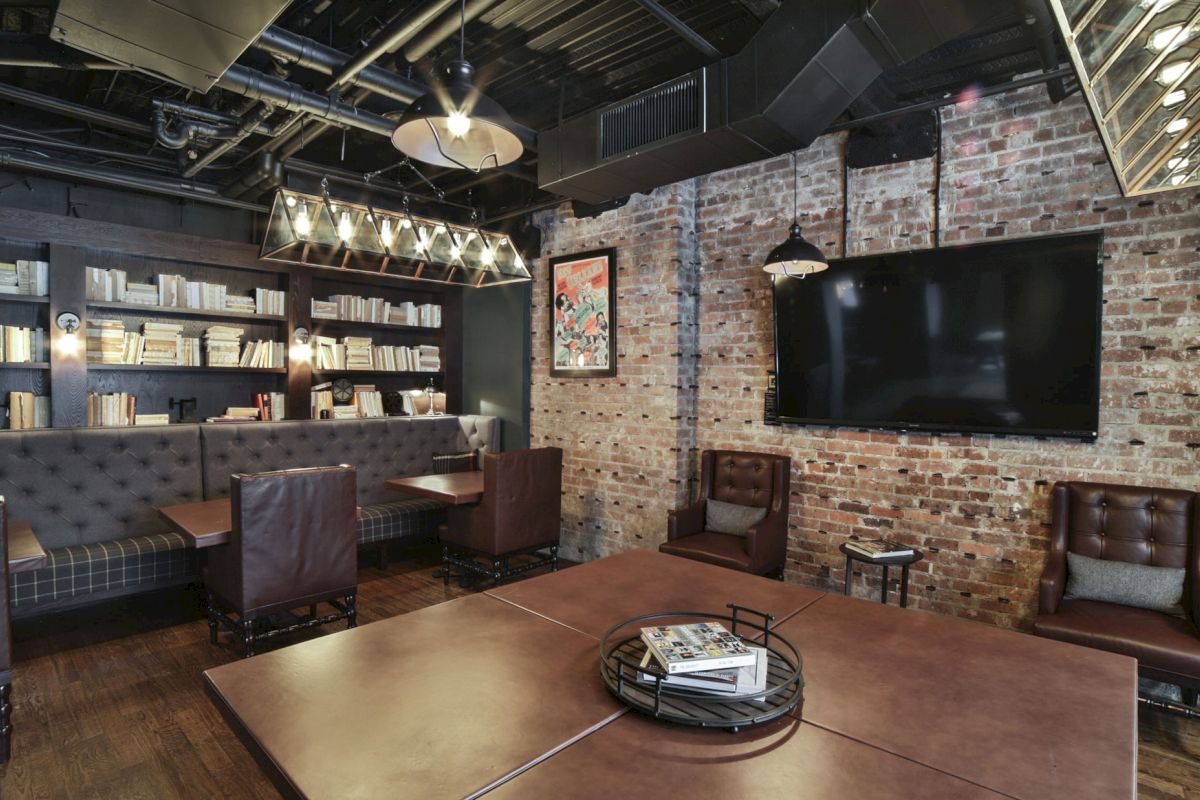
[386,471,484,505]
[7,521,47,573]
[158,498,233,548]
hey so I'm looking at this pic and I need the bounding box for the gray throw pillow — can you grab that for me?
[1065,551,1185,615]
[705,498,768,536]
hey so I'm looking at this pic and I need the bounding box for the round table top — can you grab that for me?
[838,542,924,566]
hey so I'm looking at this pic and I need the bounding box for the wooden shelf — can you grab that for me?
[311,370,442,378]
[87,364,287,374]
[86,300,287,323]
[0,294,49,306]
[0,361,49,369]
[311,318,443,335]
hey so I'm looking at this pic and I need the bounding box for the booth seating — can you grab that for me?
[1,415,498,616]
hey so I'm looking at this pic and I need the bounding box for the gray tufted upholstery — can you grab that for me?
[458,415,499,459]
[0,426,203,550]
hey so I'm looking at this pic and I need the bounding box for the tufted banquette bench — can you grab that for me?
[1,415,498,616]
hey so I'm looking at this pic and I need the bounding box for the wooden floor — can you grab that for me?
[0,542,1197,799]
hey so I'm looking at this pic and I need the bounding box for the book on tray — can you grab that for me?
[640,621,757,675]
[843,539,914,559]
[636,645,768,699]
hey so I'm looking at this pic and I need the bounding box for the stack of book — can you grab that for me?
[184,280,227,311]
[0,261,49,295]
[417,303,442,328]
[311,383,334,419]
[327,294,392,323]
[141,322,185,366]
[205,407,261,423]
[224,295,256,314]
[123,282,158,305]
[311,300,337,319]
[85,267,128,301]
[238,340,285,368]
[254,288,286,315]
[387,302,442,328]
[133,413,171,426]
[7,392,49,429]
[331,405,359,419]
[844,539,915,560]
[157,274,189,307]
[253,392,286,421]
[204,326,243,367]
[636,622,768,699]
[1,325,46,362]
[417,344,441,372]
[86,319,127,364]
[313,335,345,370]
[353,385,384,418]
[344,336,373,370]
[87,392,136,427]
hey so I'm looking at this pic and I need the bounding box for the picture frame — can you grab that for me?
[549,248,616,378]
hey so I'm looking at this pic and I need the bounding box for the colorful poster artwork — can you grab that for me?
[550,250,615,377]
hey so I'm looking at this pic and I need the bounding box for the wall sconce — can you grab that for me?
[55,311,81,356]
[291,326,312,362]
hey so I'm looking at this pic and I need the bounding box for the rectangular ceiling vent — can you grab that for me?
[599,72,703,160]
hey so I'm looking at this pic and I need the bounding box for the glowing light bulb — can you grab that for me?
[1167,116,1190,135]
[1169,172,1187,185]
[380,218,395,248]
[447,112,471,138]
[1163,89,1187,107]
[338,211,353,241]
[1158,60,1190,85]
[401,218,412,229]
[293,203,311,237]
[284,195,296,208]
[1147,24,1187,54]
[435,224,447,235]
[1140,0,1177,13]
[450,245,461,260]
[56,332,79,356]
[416,227,429,253]
[480,246,494,265]
[290,342,312,363]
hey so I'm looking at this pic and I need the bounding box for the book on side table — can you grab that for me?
[640,621,757,675]
[844,539,915,559]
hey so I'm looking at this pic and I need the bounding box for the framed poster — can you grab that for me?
[549,248,616,378]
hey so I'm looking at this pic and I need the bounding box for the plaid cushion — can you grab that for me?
[357,497,447,545]
[432,453,475,474]
[10,531,196,609]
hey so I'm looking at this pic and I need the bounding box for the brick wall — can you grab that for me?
[531,85,1200,630]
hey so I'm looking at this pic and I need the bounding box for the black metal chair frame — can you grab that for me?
[441,542,559,587]
[207,593,357,658]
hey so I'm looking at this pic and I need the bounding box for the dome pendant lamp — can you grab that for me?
[390,0,523,171]
[763,153,828,278]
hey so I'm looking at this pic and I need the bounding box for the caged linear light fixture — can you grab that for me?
[1047,0,1200,195]
[260,187,530,288]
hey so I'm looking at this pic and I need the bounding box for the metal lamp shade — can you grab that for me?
[762,224,828,277]
[390,60,523,170]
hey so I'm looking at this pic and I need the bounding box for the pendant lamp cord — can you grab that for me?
[792,152,798,225]
[459,0,466,62]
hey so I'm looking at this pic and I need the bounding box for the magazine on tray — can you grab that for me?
[640,621,757,675]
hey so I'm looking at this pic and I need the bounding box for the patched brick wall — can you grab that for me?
[532,85,1200,630]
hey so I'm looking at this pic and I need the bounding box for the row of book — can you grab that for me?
[7,392,49,429]
[311,295,441,328]
[0,261,49,296]
[312,335,440,372]
[637,622,768,699]
[84,268,286,315]
[204,393,287,423]
[87,392,137,427]
[308,383,385,419]
[87,319,283,368]
[1,325,47,362]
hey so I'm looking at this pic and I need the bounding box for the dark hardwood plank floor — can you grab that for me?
[0,543,1196,799]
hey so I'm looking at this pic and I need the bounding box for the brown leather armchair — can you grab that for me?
[660,450,791,577]
[1,498,11,763]
[1034,481,1200,705]
[440,447,563,585]
[206,466,358,658]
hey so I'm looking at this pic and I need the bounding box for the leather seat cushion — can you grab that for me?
[357,497,448,545]
[1034,598,1200,679]
[659,532,752,572]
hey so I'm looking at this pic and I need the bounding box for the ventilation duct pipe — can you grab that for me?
[182,103,275,178]
[403,0,499,63]
[328,0,458,89]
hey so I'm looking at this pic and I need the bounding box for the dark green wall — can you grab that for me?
[463,281,531,451]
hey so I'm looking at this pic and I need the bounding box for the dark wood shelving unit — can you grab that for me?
[0,294,50,306]
[0,361,49,370]
[311,370,442,378]
[86,299,287,323]
[88,364,288,374]
[311,318,443,335]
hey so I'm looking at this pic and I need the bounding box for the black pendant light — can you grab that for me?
[763,153,828,278]
[390,0,523,171]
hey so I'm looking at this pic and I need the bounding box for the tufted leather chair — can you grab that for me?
[1034,481,1200,704]
[440,448,563,585]
[660,450,791,577]
[1,498,11,762]
[206,466,358,658]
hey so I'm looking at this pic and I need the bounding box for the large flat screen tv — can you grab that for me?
[773,232,1103,439]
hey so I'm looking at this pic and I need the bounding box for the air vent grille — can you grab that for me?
[599,73,702,160]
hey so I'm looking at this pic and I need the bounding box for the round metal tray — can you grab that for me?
[599,604,803,732]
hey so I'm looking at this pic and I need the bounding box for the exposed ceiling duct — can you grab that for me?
[538,0,1017,204]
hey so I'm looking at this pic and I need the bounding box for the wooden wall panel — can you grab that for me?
[48,243,87,427]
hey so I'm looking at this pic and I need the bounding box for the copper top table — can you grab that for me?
[7,521,47,573]
[158,498,233,548]
[387,471,484,505]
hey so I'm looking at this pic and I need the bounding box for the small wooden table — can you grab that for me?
[8,521,47,573]
[387,471,484,505]
[158,498,233,548]
[839,543,923,607]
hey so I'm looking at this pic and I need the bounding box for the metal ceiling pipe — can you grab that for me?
[0,151,268,212]
[632,0,721,59]
[330,0,458,88]
[0,82,151,135]
[153,98,276,135]
[182,103,275,178]
[255,27,427,104]
[1023,0,1068,103]
[404,0,500,63]
[223,152,280,199]
[217,64,396,138]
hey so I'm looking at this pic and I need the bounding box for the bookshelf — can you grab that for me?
[0,214,464,428]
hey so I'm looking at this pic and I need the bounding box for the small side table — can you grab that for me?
[839,543,924,608]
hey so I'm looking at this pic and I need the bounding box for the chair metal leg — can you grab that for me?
[441,544,451,586]
[346,594,357,629]
[207,591,219,645]
[0,682,11,765]
[550,545,559,572]
[242,618,256,659]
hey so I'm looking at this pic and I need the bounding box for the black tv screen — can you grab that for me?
[772,232,1103,439]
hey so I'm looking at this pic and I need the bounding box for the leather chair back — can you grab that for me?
[0,498,10,685]
[702,450,787,509]
[206,466,358,615]
[446,448,563,556]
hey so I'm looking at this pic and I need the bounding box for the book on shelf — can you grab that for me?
[311,386,334,419]
[0,260,49,296]
[640,621,757,675]
[253,392,287,421]
[133,413,171,426]
[86,318,127,364]
[157,274,188,307]
[254,288,286,316]
[353,385,384,418]
[7,392,49,429]
[123,282,158,305]
[204,325,244,367]
[635,645,768,698]
[330,405,358,420]
[312,335,440,372]
[1,325,47,362]
[141,322,185,366]
[225,294,256,314]
[238,340,285,368]
[402,390,446,415]
[311,300,338,319]
[85,267,128,302]
[843,539,915,559]
[87,392,136,427]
